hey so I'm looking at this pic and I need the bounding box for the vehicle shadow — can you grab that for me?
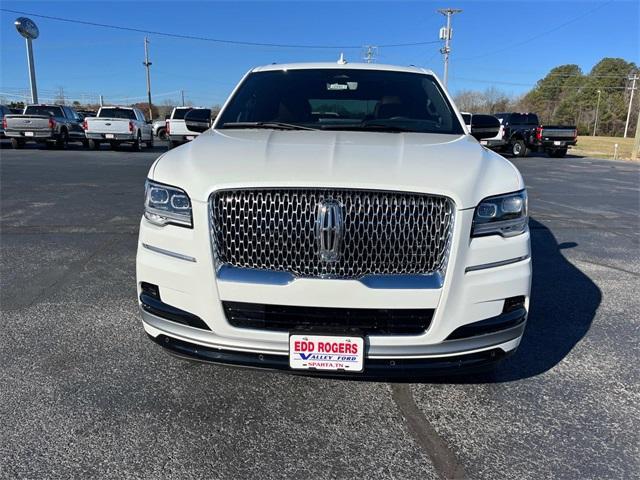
[444,217,602,384]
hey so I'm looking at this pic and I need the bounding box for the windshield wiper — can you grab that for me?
[220,122,318,131]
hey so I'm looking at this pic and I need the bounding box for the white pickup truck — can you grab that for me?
[84,106,153,150]
[166,106,211,149]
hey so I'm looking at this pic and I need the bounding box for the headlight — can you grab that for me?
[472,190,528,237]
[144,179,192,228]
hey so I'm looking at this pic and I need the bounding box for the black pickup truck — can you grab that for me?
[493,112,577,158]
[4,104,87,149]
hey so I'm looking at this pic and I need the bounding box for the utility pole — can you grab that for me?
[437,8,462,87]
[623,72,638,138]
[593,89,601,136]
[181,89,185,107]
[143,37,153,120]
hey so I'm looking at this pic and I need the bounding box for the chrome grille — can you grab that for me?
[210,189,454,278]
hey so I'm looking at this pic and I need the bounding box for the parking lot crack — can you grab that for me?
[391,383,467,480]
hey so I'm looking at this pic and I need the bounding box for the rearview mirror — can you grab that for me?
[469,114,500,140]
[184,109,212,133]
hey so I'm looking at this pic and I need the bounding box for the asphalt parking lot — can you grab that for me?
[1,142,638,479]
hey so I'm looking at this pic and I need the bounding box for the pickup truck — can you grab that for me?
[152,119,168,140]
[462,112,506,149]
[0,105,13,139]
[4,104,87,149]
[137,62,531,376]
[493,112,577,158]
[84,106,153,150]
[166,106,211,149]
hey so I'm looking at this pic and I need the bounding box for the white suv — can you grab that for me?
[137,62,531,376]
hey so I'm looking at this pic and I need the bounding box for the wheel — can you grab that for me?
[88,139,100,150]
[548,148,567,158]
[82,139,90,149]
[146,135,154,149]
[157,128,167,141]
[10,138,23,149]
[511,139,528,157]
[169,140,180,150]
[132,133,143,152]
[56,130,69,149]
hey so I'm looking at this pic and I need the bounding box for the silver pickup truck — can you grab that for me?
[84,106,153,151]
[4,104,87,149]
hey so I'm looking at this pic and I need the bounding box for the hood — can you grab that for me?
[151,129,523,209]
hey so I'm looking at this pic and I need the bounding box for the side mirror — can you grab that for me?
[184,109,212,133]
[470,114,500,140]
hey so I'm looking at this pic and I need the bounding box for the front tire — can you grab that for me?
[10,138,24,149]
[511,139,528,157]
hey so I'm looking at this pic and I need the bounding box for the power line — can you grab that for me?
[0,8,441,50]
[457,0,614,62]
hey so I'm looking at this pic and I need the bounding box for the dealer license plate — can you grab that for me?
[24,131,34,137]
[186,135,195,140]
[554,140,563,146]
[289,334,364,372]
[480,140,488,145]
[105,133,115,139]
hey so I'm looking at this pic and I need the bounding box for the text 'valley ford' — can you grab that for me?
[136,62,531,376]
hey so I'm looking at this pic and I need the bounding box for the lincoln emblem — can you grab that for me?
[314,199,344,262]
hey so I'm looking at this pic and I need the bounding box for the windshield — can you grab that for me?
[99,108,136,120]
[217,69,464,134]
[25,106,64,117]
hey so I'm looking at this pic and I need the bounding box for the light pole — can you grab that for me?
[437,8,462,87]
[14,17,39,104]
[593,89,601,137]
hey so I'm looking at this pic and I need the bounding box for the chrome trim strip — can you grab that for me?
[465,255,530,273]
[359,272,444,289]
[216,265,443,289]
[217,265,294,285]
[142,243,197,263]
[141,307,526,359]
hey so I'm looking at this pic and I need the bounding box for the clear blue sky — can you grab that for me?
[1,0,638,107]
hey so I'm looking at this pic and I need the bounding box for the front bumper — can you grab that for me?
[137,203,532,373]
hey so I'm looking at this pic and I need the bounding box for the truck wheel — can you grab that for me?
[132,133,143,152]
[10,138,24,149]
[146,135,154,149]
[511,139,528,157]
[56,130,69,149]
[157,128,167,141]
[548,148,567,158]
[88,139,100,150]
